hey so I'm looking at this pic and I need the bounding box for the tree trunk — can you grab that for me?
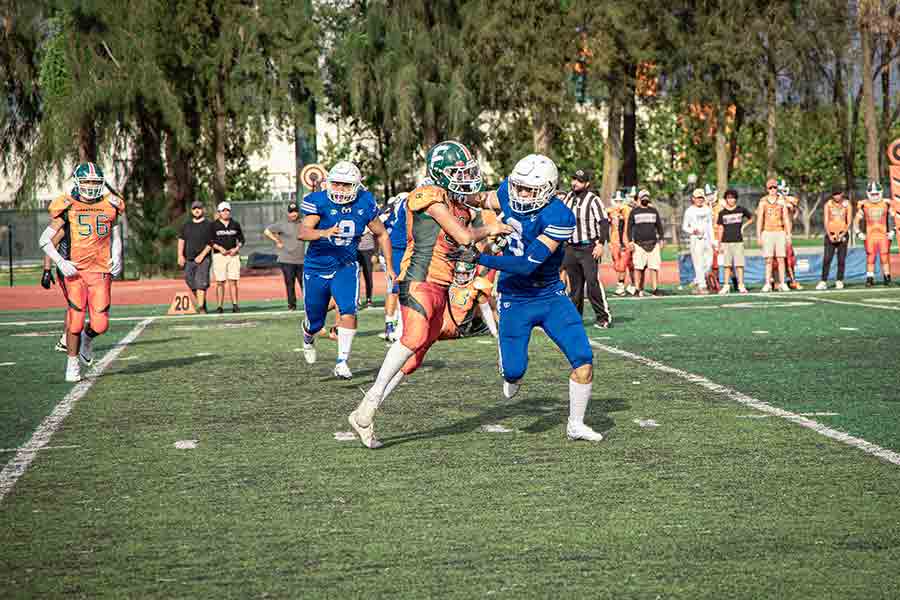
[76,120,97,163]
[621,65,638,187]
[600,91,622,202]
[881,33,893,180]
[532,109,555,155]
[132,97,166,203]
[833,56,855,198]
[212,77,227,205]
[765,65,777,179]
[714,82,729,195]
[727,103,744,175]
[861,22,880,180]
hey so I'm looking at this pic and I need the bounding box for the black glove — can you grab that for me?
[447,245,481,264]
[41,269,55,289]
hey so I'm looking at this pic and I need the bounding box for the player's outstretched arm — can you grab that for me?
[298,214,339,241]
[367,217,395,281]
[450,235,559,277]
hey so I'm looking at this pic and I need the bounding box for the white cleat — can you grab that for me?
[815,281,828,290]
[78,332,93,366]
[65,357,82,383]
[778,282,790,292]
[333,360,352,380]
[502,381,520,400]
[718,285,730,295]
[760,283,772,293]
[566,422,604,442]
[302,343,316,365]
[835,280,844,290]
[348,409,382,449]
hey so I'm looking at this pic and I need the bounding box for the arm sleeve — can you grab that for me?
[300,195,319,216]
[541,206,576,242]
[477,237,553,276]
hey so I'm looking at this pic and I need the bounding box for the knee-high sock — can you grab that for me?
[568,379,592,426]
[383,370,405,400]
[479,303,498,338]
[337,327,356,362]
[362,341,414,410]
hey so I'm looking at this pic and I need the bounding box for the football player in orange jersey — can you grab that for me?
[608,190,635,295]
[40,227,70,352]
[854,182,893,287]
[347,141,510,448]
[39,163,125,382]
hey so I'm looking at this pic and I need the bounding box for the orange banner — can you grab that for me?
[890,165,900,203]
[889,138,900,166]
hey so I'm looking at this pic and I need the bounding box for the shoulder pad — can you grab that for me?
[408,185,446,211]
[48,195,72,218]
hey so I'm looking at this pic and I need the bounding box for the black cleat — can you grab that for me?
[884,275,892,286]
[216,306,224,314]
[866,277,875,288]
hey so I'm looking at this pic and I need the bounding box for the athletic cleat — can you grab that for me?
[302,342,316,364]
[65,357,81,383]
[78,332,94,366]
[790,281,803,290]
[778,283,790,292]
[815,281,828,290]
[333,360,352,379]
[55,334,67,352]
[760,283,772,293]
[502,381,520,400]
[614,283,626,296]
[593,320,611,329]
[566,422,604,442]
[866,276,875,288]
[348,409,382,449]
[835,280,844,290]
[885,275,892,286]
[738,286,749,294]
[385,321,397,342]
[718,285,730,295]
[626,285,637,296]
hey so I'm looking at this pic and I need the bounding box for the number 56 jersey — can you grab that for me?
[495,179,575,298]
[48,193,126,274]
[301,189,379,273]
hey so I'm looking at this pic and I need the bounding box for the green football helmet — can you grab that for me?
[867,181,883,200]
[73,162,105,201]
[425,140,482,198]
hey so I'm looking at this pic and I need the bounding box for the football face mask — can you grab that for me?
[867,182,883,202]
[508,154,558,214]
[326,161,362,205]
[426,141,483,199]
[73,162,105,202]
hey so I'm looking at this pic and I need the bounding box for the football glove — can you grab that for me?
[109,254,123,277]
[40,268,55,289]
[889,231,895,241]
[56,259,78,278]
[446,244,481,264]
[858,231,866,240]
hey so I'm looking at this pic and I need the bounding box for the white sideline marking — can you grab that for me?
[0,317,155,503]
[659,333,678,338]
[333,431,356,441]
[0,308,302,328]
[634,419,660,428]
[480,424,515,433]
[195,352,212,357]
[590,341,900,467]
[840,327,859,331]
[174,440,198,449]
[864,298,900,304]
[10,331,58,337]
[612,286,900,303]
[752,330,769,335]
[811,297,900,312]
[0,362,15,366]
[738,412,840,419]
[0,444,80,453]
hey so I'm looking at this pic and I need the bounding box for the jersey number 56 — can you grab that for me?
[76,213,111,238]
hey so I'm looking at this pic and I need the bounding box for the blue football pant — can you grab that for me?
[303,263,359,334]
[497,292,593,382]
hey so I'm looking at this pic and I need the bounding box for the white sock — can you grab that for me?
[867,271,875,277]
[394,310,403,337]
[59,333,66,345]
[368,342,415,405]
[337,327,356,362]
[479,302,498,338]
[383,370,406,399]
[568,379,592,426]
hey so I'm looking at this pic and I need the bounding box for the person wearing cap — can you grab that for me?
[264,203,305,310]
[561,168,612,327]
[625,189,665,296]
[816,189,852,290]
[715,189,753,294]
[211,201,246,312]
[178,200,214,313]
[755,178,791,292]
[682,188,715,294]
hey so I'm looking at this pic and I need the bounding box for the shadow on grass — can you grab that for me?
[380,394,626,448]
[103,354,216,376]
[123,337,189,347]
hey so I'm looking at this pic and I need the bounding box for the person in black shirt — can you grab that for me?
[625,190,665,296]
[211,201,245,313]
[715,189,753,294]
[178,200,214,312]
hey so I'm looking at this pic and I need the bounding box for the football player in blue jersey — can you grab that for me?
[299,161,395,379]
[379,191,409,342]
[450,154,604,441]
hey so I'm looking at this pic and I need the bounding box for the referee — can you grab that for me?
[562,168,612,328]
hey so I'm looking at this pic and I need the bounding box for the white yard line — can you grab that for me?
[590,340,900,467]
[810,297,900,312]
[0,308,302,327]
[0,317,155,503]
[610,286,900,302]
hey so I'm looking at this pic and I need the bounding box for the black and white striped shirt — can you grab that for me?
[563,190,607,244]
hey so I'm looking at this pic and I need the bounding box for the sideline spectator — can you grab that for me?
[755,178,791,292]
[716,189,753,294]
[608,190,635,296]
[682,188,715,295]
[178,200,213,312]
[264,202,305,310]
[816,189,852,290]
[562,168,611,328]
[357,226,376,308]
[211,201,245,313]
[625,189,664,297]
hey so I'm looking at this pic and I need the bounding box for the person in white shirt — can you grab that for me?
[682,188,715,295]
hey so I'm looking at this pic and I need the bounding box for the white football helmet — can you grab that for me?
[508,154,558,214]
[703,183,717,201]
[778,179,790,197]
[866,181,883,201]
[326,161,362,205]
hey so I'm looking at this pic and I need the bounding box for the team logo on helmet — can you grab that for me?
[425,141,482,199]
[73,162,106,202]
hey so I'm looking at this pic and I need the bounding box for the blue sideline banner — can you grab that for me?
[679,247,887,285]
